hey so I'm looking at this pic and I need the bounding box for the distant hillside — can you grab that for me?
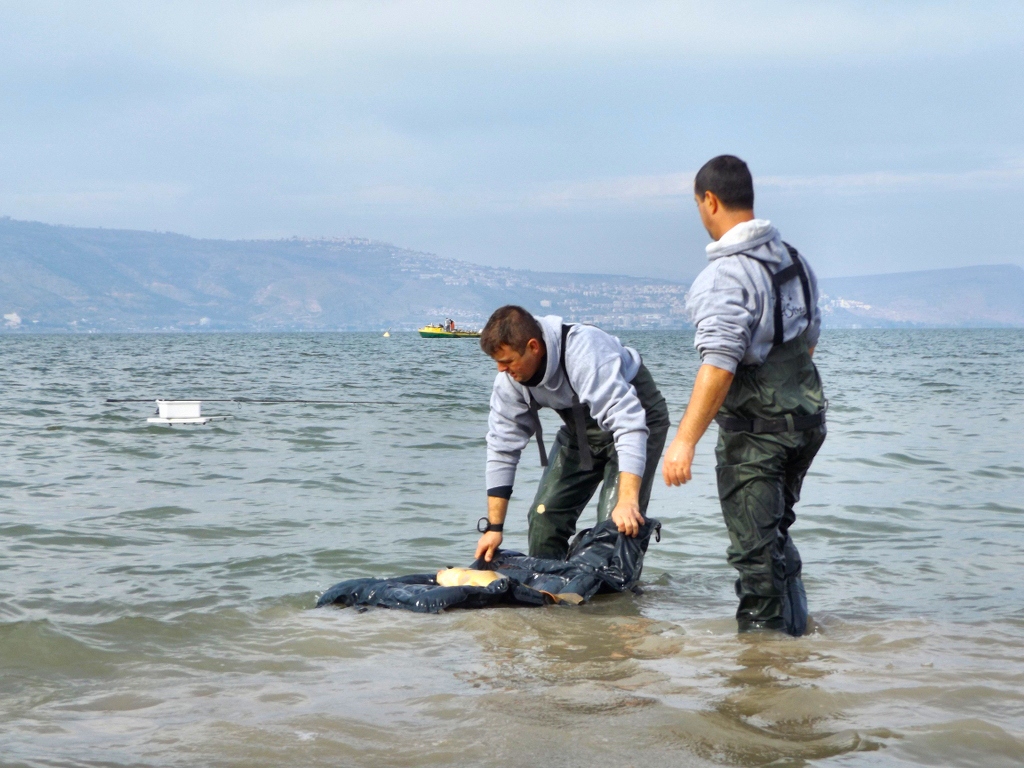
[818,265,1024,327]
[0,218,688,331]
[1,217,1021,332]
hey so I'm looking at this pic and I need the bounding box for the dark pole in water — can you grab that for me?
[104,399,387,405]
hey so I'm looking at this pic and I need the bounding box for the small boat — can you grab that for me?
[418,322,480,338]
[147,400,228,426]
[383,328,391,338]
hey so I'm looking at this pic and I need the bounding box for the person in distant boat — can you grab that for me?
[475,306,670,562]
[662,155,827,637]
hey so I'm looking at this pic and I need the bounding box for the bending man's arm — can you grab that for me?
[479,378,535,562]
[663,364,735,486]
[609,471,644,537]
[474,495,509,563]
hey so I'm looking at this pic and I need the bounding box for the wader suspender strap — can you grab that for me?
[766,243,813,346]
[525,325,594,471]
[717,243,825,435]
[527,395,548,467]
[560,324,595,472]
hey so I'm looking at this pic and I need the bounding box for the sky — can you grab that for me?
[1,0,1022,282]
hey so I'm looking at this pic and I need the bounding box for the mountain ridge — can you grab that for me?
[0,217,690,331]
[818,264,1024,327]
[1,217,1022,331]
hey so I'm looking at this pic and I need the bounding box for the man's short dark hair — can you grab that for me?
[694,155,754,210]
[480,305,544,356]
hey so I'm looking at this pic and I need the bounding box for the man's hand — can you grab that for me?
[662,437,696,486]
[474,531,503,563]
[610,500,644,537]
[663,364,735,488]
[476,495,510,562]
[611,471,644,537]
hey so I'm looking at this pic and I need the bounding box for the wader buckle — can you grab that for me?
[715,405,826,435]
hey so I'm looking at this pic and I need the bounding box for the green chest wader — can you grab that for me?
[523,325,670,559]
[713,244,827,636]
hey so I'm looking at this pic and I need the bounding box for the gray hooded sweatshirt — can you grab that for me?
[486,315,648,493]
[686,219,821,373]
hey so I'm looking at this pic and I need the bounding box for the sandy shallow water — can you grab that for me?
[1,329,1022,767]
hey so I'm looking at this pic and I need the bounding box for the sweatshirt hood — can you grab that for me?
[706,219,782,264]
[536,315,563,386]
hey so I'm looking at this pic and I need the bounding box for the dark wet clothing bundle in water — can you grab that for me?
[316,518,661,613]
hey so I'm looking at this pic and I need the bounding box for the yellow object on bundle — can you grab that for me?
[435,568,507,588]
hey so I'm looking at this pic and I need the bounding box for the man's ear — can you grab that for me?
[526,337,543,355]
[703,191,720,215]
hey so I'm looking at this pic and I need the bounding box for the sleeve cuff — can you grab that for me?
[700,351,740,374]
[805,318,821,348]
[616,452,647,479]
[487,485,513,500]
[485,465,517,491]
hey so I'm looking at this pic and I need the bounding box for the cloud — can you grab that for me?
[529,164,1024,209]
[273,162,1024,216]
[531,173,693,208]
[3,0,1023,78]
[759,167,1024,191]
[2,182,192,215]
[0,1,1022,278]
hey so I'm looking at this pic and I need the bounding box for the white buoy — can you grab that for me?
[147,400,227,425]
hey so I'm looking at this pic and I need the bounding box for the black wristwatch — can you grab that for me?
[477,517,504,534]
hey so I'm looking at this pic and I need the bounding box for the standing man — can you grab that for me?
[475,306,670,562]
[663,155,827,636]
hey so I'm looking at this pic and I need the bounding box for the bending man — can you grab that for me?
[476,306,670,562]
[663,155,827,636]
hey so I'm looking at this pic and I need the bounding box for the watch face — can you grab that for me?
[477,517,489,533]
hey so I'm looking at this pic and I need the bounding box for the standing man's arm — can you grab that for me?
[663,364,734,486]
[668,250,754,487]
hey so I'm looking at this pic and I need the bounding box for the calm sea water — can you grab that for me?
[1,330,1023,767]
